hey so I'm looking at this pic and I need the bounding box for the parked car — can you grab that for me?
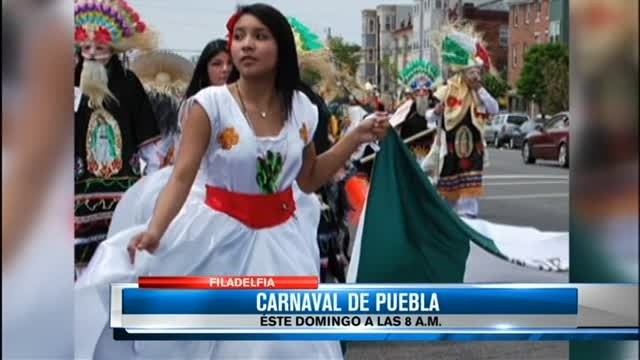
[484,113,530,148]
[510,118,545,149]
[522,112,570,167]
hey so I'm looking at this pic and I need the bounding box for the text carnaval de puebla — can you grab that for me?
[256,291,440,313]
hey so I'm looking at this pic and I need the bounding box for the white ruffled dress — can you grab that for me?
[75,86,343,359]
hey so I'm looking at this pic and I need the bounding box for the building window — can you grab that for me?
[550,21,560,43]
[513,7,518,27]
[385,16,391,31]
[523,42,527,56]
[435,0,442,9]
[367,49,374,62]
[499,25,509,48]
[536,0,541,22]
[512,46,517,68]
[368,19,375,33]
[534,32,540,44]
[525,3,530,24]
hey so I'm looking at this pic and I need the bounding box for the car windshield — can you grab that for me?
[507,116,528,125]
[520,121,535,132]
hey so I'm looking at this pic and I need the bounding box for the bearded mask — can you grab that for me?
[415,94,431,117]
[79,59,117,110]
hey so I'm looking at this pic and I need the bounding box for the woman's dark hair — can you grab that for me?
[227,3,300,117]
[74,47,83,86]
[298,82,331,154]
[184,39,229,99]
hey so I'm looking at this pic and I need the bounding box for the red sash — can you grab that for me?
[205,186,295,229]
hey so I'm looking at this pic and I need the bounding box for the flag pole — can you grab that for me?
[359,128,436,164]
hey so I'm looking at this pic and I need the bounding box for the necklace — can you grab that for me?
[235,83,269,119]
[233,84,289,195]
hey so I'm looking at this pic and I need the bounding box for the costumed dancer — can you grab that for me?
[129,50,195,167]
[107,39,232,238]
[422,23,499,218]
[74,0,163,275]
[290,16,352,282]
[354,59,442,175]
[75,4,390,359]
[394,59,442,163]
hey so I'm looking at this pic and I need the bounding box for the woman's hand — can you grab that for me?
[127,230,161,264]
[354,112,391,144]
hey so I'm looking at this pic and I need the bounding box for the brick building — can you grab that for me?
[506,0,551,86]
[392,17,415,75]
[460,2,510,77]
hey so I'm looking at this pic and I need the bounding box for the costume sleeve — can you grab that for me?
[426,109,441,129]
[139,140,164,175]
[426,109,442,129]
[192,87,220,136]
[128,71,161,148]
[477,87,499,115]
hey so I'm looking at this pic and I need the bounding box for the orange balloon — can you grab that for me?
[345,175,370,225]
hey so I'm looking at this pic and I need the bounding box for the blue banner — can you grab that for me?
[122,287,578,315]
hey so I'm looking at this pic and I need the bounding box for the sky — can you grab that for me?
[128,0,413,57]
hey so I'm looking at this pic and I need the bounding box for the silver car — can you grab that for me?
[485,113,530,148]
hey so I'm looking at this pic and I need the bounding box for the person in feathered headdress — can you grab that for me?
[394,59,443,162]
[288,16,335,155]
[129,50,195,167]
[74,0,163,274]
[422,22,500,218]
[288,16,352,283]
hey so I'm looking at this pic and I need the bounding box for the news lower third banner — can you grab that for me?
[110,277,639,341]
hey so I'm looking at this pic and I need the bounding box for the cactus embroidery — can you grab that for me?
[256,151,284,194]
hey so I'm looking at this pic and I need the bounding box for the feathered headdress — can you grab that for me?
[289,16,325,52]
[129,51,194,98]
[287,17,337,98]
[432,21,495,75]
[74,0,158,52]
[398,59,443,91]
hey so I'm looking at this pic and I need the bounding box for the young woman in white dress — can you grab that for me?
[76,3,390,359]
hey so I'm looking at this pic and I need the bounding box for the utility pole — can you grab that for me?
[418,0,425,60]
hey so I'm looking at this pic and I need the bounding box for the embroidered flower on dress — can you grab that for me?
[218,127,240,150]
[299,123,309,143]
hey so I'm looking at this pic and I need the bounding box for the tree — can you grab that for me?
[380,54,398,102]
[542,59,569,114]
[327,37,362,76]
[517,43,569,117]
[483,73,510,101]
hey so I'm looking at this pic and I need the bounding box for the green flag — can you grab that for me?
[347,130,504,283]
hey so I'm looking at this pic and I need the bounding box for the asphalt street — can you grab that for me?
[346,147,570,360]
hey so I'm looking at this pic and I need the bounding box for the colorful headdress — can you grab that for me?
[74,0,158,52]
[286,17,337,98]
[433,22,493,73]
[398,59,442,91]
[129,51,194,98]
[288,17,325,53]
